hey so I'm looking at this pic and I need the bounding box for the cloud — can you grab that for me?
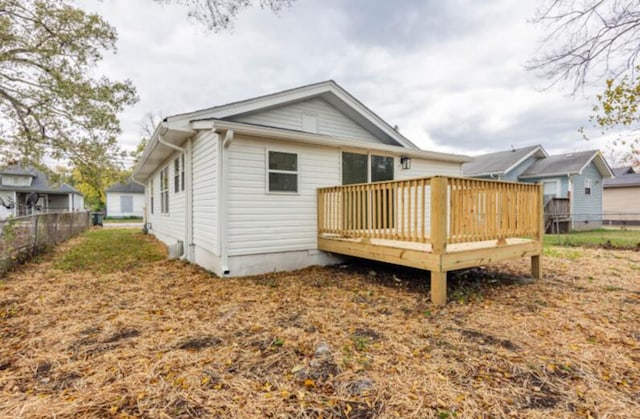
[78,0,610,161]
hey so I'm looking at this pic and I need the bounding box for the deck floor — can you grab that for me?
[320,234,533,254]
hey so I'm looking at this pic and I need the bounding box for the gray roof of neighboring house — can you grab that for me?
[0,166,82,195]
[105,180,145,194]
[0,166,35,177]
[611,166,635,177]
[463,145,546,177]
[519,150,613,179]
[604,166,640,188]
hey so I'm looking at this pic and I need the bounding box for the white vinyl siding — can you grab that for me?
[226,135,462,257]
[230,97,384,144]
[146,150,186,244]
[192,131,218,254]
[227,136,340,256]
[396,157,463,179]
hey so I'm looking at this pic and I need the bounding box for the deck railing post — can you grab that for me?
[430,176,448,306]
[531,182,544,280]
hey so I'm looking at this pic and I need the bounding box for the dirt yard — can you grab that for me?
[0,229,638,418]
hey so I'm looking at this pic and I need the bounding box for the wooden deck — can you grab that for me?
[317,176,544,305]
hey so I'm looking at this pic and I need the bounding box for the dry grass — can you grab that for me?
[0,230,639,418]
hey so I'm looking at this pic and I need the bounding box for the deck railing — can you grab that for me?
[317,176,544,247]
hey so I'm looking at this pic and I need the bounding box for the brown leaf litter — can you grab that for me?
[0,231,638,418]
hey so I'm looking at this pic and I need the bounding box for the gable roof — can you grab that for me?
[0,166,35,177]
[0,166,82,195]
[604,166,640,188]
[169,80,418,149]
[106,180,145,193]
[133,80,471,182]
[519,150,614,179]
[463,145,548,177]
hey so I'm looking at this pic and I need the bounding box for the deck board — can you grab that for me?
[318,235,540,272]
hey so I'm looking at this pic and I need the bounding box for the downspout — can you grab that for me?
[220,129,234,275]
[185,138,194,261]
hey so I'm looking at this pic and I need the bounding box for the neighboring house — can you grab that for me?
[105,180,145,218]
[603,166,640,225]
[133,80,470,277]
[464,145,614,231]
[0,166,84,219]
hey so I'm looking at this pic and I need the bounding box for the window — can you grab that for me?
[584,178,592,195]
[174,154,185,193]
[268,151,298,192]
[149,179,154,214]
[160,167,169,213]
[342,152,394,185]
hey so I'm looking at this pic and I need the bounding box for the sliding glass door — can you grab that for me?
[341,152,395,231]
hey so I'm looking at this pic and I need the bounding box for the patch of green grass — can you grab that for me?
[54,229,164,274]
[544,228,640,249]
[103,217,144,223]
[543,247,583,261]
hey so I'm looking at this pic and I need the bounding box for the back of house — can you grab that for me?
[133,80,470,276]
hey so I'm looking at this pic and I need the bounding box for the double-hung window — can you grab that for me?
[174,154,185,193]
[149,179,154,214]
[584,178,592,195]
[268,151,298,193]
[160,167,169,213]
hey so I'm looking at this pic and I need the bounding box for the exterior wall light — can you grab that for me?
[400,156,411,170]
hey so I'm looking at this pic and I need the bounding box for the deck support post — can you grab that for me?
[430,270,447,306]
[532,182,544,280]
[531,255,542,279]
[430,177,449,306]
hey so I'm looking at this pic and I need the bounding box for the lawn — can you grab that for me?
[103,217,144,224]
[0,230,638,417]
[544,228,640,249]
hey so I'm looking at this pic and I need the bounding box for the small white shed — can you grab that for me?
[132,80,470,277]
[105,181,145,218]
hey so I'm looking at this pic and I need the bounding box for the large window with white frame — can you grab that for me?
[268,150,298,193]
[174,154,185,193]
[160,167,169,213]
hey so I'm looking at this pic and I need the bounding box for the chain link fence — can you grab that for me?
[0,211,90,276]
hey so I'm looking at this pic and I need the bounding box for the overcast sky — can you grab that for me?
[80,0,618,163]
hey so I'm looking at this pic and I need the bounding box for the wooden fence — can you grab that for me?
[0,211,90,276]
[317,176,543,246]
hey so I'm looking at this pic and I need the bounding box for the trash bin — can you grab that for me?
[91,212,104,226]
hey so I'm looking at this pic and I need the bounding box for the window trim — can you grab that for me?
[174,154,185,193]
[584,178,592,195]
[149,179,154,215]
[160,166,169,214]
[266,149,299,194]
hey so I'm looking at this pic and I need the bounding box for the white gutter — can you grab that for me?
[218,128,234,275]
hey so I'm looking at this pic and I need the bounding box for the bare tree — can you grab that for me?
[529,0,640,91]
[155,0,294,31]
[140,111,165,140]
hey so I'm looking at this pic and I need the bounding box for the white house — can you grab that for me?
[0,166,84,219]
[132,80,470,277]
[105,180,145,218]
